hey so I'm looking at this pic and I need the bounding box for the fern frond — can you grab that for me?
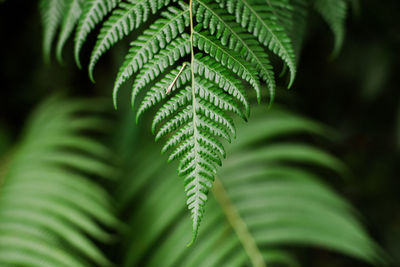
[56,0,82,62]
[74,0,122,68]
[116,106,384,267]
[265,0,294,34]
[113,2,190,107]
[314,0,348,56]
[150,74,249,241]
[88,0,174,81]
[217,0,297,86]
[40,0,65,62]
[288,0,309,58]
[37,0,354,243]
[0,97,119,267]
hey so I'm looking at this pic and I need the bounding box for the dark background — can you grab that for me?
[0,1,399,266]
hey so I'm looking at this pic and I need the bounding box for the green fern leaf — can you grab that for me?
[0,97,119,267]
[193,29,261,102]
[56,0,82,63]
[288,0,309,58]
[314,0,348,56]
[74,0,121,68]
[113,2,190,107]
[193,0,276,102]
[217,0,297,86]
[266,0,294,34]
[40,0,65,62]
[88,0,174,81]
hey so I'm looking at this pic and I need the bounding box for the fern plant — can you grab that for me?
[0,96,385,266]
[115,105,384,266]
[0,97,120,267]
[40,0,349,240]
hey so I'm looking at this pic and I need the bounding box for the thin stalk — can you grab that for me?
[166,63,187,94]
[212,177,266,267]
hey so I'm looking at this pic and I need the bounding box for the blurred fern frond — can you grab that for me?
[0,97,120,267]
[115,105,384,266]
[313,0,348,56]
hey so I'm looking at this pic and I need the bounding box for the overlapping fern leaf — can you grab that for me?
[40,0,350,241]
[115,106,385,266]
[0,97,120,267]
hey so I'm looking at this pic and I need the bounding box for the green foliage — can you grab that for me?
[39,0,350,240]
[116,105,384,266]
[56,0,82,62]
[75,0,122,68]
[0,95,385,265]
[40,0,65,62]
[313,0,348,56]
[0,98,119,267]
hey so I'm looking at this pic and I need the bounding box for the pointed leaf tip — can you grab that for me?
[88,68,96,84]
[187,225,199,247]
[74,51,82,70]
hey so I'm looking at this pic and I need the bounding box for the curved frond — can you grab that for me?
[74,0,122,68]
[56,0,82,63]
[193,0,276,101]
[314,0,348,56]
[0,97,119,267]
[216,0,297,86]
[88,0,173,81]
[40,0,65,62]
[288,0,309,58]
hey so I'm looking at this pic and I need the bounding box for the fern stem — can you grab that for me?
[212,177,266,267]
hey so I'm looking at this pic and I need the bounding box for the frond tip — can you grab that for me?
[75,0,122,69]
[314,0,348,56]
[151,73,243,241]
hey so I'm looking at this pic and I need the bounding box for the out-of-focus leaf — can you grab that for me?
[0,97,120,267]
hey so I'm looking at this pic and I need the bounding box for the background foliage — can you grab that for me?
[0,0,399,266]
